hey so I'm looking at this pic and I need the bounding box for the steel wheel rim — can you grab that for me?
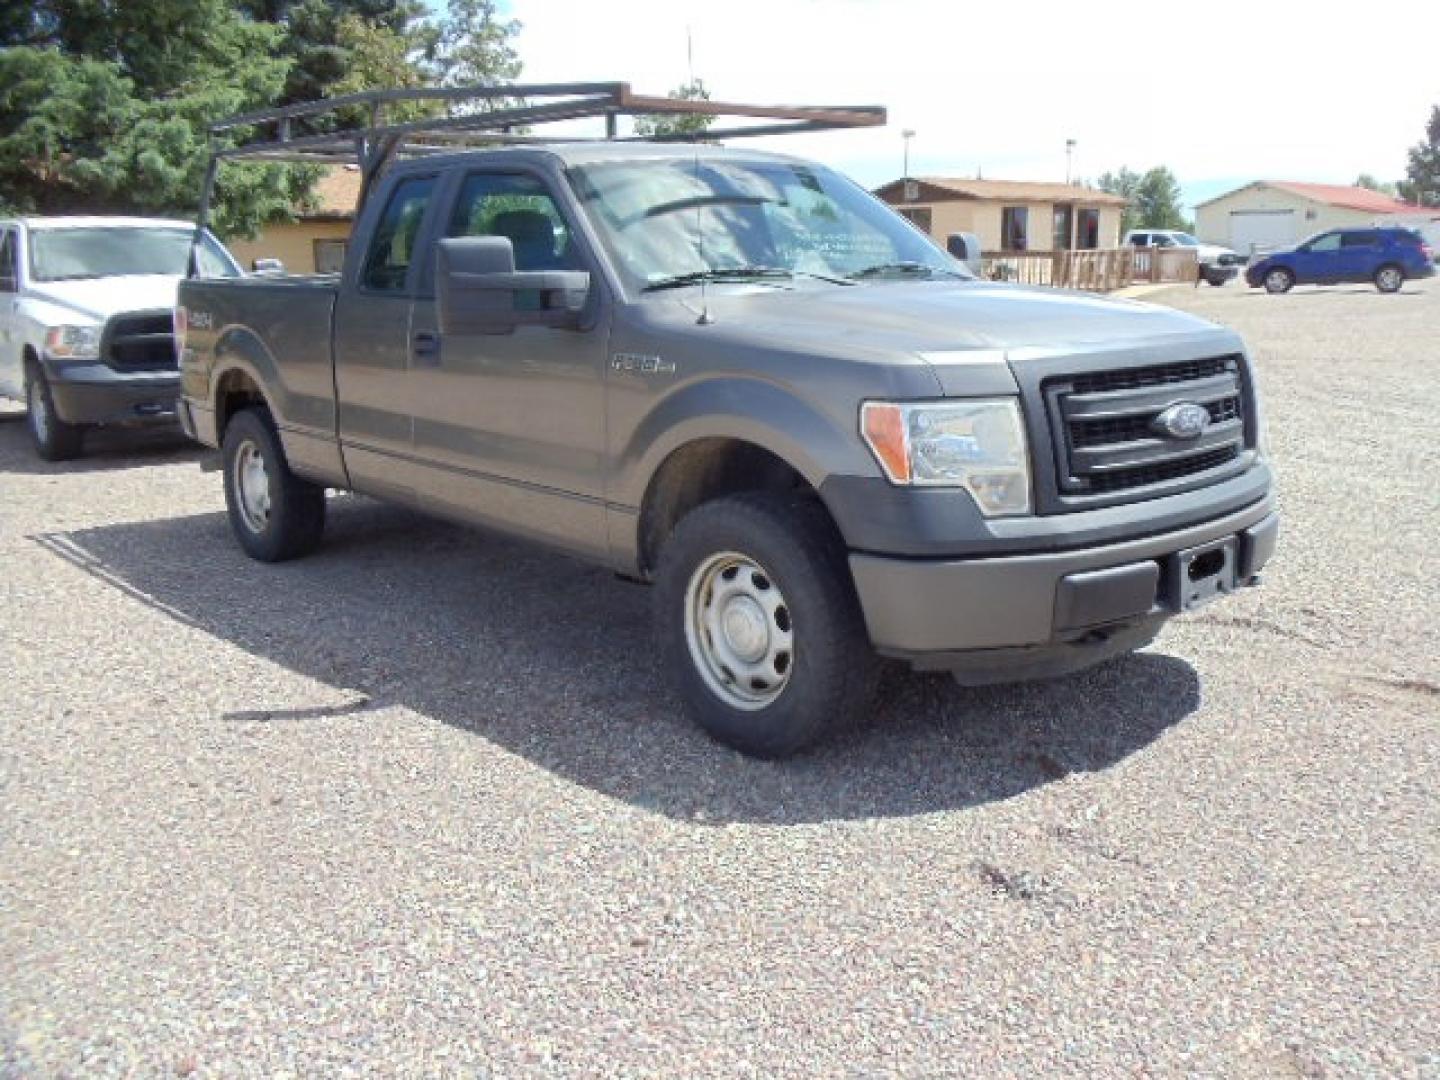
[1379,267,1400,290]
[1267,271,1288,291]
[234,438,272,533]
[684,551,794,710]
[28,379,49,443]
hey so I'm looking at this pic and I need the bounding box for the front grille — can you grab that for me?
[1070,355,1229,394]
[1044,354,1248,503]
[103,310,176,372]
[1083,445,1241,494]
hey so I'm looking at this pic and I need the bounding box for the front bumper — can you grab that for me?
[850,499,1278,674]
[40,357,179,427]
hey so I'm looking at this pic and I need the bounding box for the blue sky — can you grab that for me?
[441,0,1437,216]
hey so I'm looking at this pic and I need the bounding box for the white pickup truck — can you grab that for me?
[1123,229,1244,287]
[0,216,240,459]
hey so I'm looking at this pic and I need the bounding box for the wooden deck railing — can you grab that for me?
[979,247,1199,292]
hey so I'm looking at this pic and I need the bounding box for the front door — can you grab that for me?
[1295,231,1341,284]
[1052,204,1074,250]
[408,167,611,560]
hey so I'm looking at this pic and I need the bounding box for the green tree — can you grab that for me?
[1096,166,1142,232]
[1355,173,1398,196]
[432,0,522,94]
[1397,105,1440,207]
[633,79,715,139]
[235,0,426,109]
[1133,166,1186,230]
[0,1,309,235]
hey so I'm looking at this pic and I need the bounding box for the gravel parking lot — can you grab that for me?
[2,277,1437,1076]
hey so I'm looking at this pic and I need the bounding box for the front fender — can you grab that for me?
[614,374,878,510]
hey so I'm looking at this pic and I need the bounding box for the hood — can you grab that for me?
[24,274,182,323]
[685,279,1221,357]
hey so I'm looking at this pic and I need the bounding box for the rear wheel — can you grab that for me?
[654,492,879,758]
[1263,267,1294,294]
[221,407,326,562]
[24,363,85,461]
[1374,264,1403,293]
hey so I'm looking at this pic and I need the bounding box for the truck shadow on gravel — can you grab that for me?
[34,496,1201,825]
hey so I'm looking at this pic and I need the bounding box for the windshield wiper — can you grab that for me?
[642,266,795,292]
[642,266,856,292]
[847,261,959,280]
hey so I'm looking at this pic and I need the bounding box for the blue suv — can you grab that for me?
[1245,227,1435,294]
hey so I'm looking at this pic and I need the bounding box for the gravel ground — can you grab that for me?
[2,276,1437,1077]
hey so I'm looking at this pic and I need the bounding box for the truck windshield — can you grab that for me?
[568,158,967,293]
[29,227,239,282]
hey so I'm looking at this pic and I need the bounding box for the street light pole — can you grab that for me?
[902,129,916,179]
[1065,138,1076,185]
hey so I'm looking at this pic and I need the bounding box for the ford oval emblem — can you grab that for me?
[1153,402,1211,440]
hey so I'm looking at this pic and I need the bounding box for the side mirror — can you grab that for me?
[437,236,590,335]
[251,257,285,274]
[946,232,983,276]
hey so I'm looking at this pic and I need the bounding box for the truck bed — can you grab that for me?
[177,274,345,486]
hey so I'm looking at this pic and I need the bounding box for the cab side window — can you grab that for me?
[362,176,437,292]
[448,173,576,271]
[0,230,17,290]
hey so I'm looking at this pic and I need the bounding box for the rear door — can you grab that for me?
[406,166,612,560]
[333,172,442,499]
[1337,230,1380,282]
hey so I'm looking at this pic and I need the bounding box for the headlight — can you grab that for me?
[43,324,102,359]
[861,398,1031,516]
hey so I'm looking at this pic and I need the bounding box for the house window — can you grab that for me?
[1076,208,1100,249]
[897,207,932,235]
[313,238,346,274]
[1001,206,1028,251]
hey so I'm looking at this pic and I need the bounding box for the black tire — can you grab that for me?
[1203,267,1229,287]
[24,362,85,461]
[654,491,879,758]
[1263,267,1294,294]
[1374,263,1403,293]
[221,407,326,562]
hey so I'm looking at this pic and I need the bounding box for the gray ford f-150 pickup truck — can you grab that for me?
[178,87,1277,757]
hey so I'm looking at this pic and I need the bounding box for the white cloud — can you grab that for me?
[506,0,1440,206]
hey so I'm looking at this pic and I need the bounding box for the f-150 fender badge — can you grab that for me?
[611,352,675,375]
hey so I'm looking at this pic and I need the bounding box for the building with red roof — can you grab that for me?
[1196,180,1438,254]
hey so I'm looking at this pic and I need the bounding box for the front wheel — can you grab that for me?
[1263,268,1295,294]
[654,492,879,758]
[1374,264,1403,293]
[25,364,85,461]
[221,407,326,562]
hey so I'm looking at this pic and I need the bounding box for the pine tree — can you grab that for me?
[1397,106,1440,207]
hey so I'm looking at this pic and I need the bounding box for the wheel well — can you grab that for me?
[214,369,267,438]
[638,438,820,575]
